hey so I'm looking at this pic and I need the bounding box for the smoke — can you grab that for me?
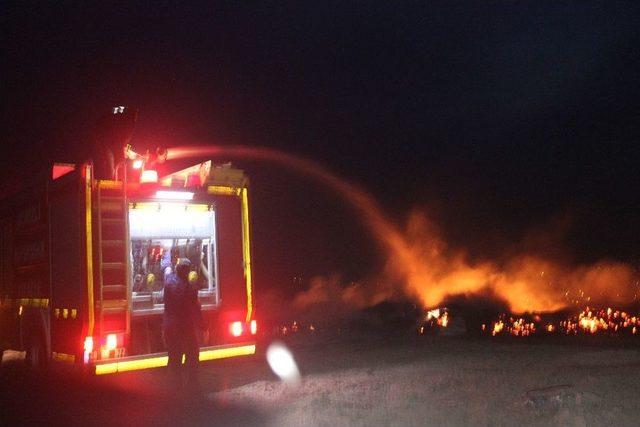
[166,144,637,314]
[385,210,637,313]
[291,275,394,321]
[290,210,637,315]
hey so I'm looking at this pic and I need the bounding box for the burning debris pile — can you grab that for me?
[276,320,317,336]
[418,306,640,337]
[418,308,449,335]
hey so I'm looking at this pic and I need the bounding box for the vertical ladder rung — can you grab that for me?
[96,181,130,337]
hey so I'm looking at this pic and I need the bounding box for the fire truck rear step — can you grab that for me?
[99,299,128,312]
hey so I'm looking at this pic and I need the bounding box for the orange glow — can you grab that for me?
[385,213,636,314]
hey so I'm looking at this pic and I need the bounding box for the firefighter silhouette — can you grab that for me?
[93,106,138,180]
[163,258,204,391]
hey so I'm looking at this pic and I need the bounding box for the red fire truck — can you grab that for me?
[0,156,257,374]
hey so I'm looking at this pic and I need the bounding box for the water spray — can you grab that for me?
[151,144,634,314]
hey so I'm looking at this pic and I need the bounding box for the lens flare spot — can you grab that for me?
[266,341,300,384]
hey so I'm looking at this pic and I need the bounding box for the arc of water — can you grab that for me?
[165,145,420,289]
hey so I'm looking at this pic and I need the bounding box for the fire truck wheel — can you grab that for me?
[25,333,48,372]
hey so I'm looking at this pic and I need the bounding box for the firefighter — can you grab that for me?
[163,258,204,392]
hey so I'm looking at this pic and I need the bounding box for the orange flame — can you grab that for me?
[168,145,635,313]
[384,211,635,313]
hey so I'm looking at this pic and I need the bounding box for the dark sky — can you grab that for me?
[3,2,640,293]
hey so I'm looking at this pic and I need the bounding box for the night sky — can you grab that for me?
[3,2,640,297]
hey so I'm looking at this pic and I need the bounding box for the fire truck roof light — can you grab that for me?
[155,190,195,200]
[140,169,158,184]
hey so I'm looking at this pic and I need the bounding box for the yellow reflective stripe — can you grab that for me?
[240,187,253,322]
[207,185,241,196]
[199,344,256,361]
[96,355,167,375]
[85,164,95,336]
[94,344,256,375]
[2,298,50,308]
[97,180,123,190]
[206,184,255,322]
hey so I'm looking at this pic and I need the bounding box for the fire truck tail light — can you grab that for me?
[106,334,117,351]
[140,169,158,184]
[250,320,257,335]
[84,336,94,353]
[230,321,243,337]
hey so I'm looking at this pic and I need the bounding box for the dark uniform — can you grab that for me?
[163,258,203,390]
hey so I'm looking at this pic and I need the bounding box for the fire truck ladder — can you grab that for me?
[95,182,131,339]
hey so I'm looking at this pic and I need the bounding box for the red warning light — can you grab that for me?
[230,321,243,337]
[52,163,76,180]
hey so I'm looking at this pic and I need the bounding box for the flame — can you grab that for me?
[166,145,636,314]
[487,306,640,337]
[385,211,635,313]
[492,320,504,336]
[439,311,449,328]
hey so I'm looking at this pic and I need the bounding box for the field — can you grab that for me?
[3,332,640,426]
[214,333,640,427]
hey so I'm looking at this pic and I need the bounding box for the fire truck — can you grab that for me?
[0,148,257,374]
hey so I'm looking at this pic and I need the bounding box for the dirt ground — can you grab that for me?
[2,333,640,426]
[215,333,640,427]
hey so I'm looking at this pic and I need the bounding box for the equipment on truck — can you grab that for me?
[0,109,257,374]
